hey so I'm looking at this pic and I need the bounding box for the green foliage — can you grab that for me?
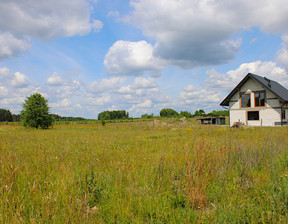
[51,114,86,121]
[98,110,129,120]
[0,108,13,122]
[160,108,179,117]
[20,93,53,129]
[141,113,154,119]
[12,114,21,122]
[207,110,229,117]
[193,109,205,117]
[179,111,192,118]
[101,119,106,126]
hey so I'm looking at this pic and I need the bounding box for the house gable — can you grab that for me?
[228,78,278,110]
[220,73,288,106]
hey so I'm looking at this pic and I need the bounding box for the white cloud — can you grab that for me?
[0,0,102,40]
[136,99,152,108]
[116,77,171,114]
[47,79,81,98]
[0,67,10,76]
[50,98,72,108]
[89,77,127,93]
[179,85,220,104]
[11,72,30,88]
[59,98,71,107]
[92,20,103,32]
[104,40,165,76]
[128,99,152,113]
[87,95,112,106]
[276,34,288,71]
[203,61,288,90]
[0,86,8,96]
[47,72,63,86]
[119,0,288,70]
[0,96,24,106]
[0,33,30,60]
[132,77,157,89]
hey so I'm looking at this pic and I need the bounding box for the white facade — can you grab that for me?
[229,78,288,126]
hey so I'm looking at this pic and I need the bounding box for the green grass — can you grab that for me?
[0,122,288,223]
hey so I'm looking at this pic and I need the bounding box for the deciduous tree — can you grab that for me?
[20,93,53,129]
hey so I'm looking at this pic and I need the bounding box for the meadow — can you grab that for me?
[0,119,288,223]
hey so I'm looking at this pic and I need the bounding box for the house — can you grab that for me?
[220,73,288,126]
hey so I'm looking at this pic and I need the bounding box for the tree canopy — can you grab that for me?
[0,109,13,122]
[193,109,206,117]
[206,110,229,117]
[141,113,154,119]
[20,93,53,129]
[98,110,129,120]
[179,111,193,118]
[160,108,179,117]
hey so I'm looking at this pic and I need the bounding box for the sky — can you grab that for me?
[1,0,288,118]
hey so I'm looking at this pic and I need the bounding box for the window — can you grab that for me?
[255,92,265,107]
[248,111,259,120]
[282,110,286,120]
[241,93,251,107]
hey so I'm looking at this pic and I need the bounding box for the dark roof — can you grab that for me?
[220,73,288,106]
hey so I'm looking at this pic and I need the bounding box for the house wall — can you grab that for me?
[229,78,285,126]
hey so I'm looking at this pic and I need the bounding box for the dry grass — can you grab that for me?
[0,121,288,223]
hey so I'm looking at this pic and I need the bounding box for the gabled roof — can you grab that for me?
[220,73,288,106]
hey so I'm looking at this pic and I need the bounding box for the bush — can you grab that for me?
[160,108,179,117]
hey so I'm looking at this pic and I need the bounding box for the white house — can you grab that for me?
[220,73,288,126]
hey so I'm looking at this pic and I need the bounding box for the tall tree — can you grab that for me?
[0,109,13,122]
[20,93,53,129]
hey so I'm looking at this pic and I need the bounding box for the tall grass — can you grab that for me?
[0,123,288,223]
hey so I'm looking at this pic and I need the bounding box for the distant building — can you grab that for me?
[196,117,226,125]
[220,73,288,126]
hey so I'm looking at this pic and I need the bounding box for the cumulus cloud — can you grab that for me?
[0,33,31,60]
[111,0,288,72]
[87,95,112,106]
[116,77,171,114]
[10,72,30,88]
[276,35,288,71]
[51,98,71,108]
[104,40,165,76]
[203,61,288,90]
[179,85,220,105]
[89,77,126,93]
[47,72,63,86]
[0,0,102,60]
[47,79,81,98]
[0,0,102,40]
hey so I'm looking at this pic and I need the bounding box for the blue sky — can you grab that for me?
[1,0,288,118]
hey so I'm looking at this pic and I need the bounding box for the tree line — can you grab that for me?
[98,110,129,120]
[158,108,228,118]
[2,92,228,129]
[51,114,86,121]
[0,109,21,122]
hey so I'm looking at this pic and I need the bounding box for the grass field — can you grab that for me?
[1,120,288,223]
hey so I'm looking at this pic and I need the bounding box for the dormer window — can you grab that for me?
[241,93,251,108]
[255,92,265,107]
